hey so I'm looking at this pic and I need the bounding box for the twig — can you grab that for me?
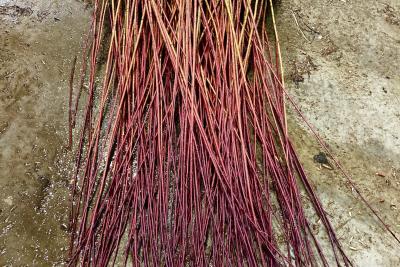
[68,56,77,150]
[291,10,310,42]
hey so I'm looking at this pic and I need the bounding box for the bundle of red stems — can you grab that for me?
[68,0,354,266]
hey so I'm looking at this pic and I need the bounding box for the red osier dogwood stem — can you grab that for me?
[67,0,383,266]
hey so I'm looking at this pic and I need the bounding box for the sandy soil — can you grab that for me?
[0,0,399,266]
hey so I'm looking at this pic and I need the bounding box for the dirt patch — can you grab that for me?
[382,4,400,26]
[289,54,318,86]
[0,5,32,17]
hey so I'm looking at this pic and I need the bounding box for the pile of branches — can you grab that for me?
[68,0,353,266]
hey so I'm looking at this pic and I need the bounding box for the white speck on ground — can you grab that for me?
[3,196,13,206]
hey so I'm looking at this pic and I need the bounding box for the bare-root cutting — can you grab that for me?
[69,0,353,266]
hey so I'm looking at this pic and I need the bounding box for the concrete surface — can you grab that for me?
[0,0,399,265]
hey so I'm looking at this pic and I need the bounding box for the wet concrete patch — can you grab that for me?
[0,0,89,265]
